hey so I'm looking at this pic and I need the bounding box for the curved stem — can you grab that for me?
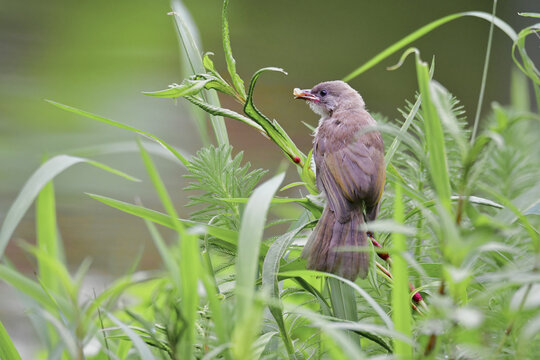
[471,0,498,142]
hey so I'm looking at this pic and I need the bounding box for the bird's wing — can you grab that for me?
[315,131,385,223]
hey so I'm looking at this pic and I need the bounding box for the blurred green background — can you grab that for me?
[0,0,537,356]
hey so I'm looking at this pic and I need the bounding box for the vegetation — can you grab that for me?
[1,0,539,359]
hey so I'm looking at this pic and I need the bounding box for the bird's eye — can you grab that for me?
[320,90,327,97]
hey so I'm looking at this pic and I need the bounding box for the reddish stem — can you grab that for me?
[369,233,423,304]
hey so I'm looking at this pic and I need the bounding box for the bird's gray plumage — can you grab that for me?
[297,81,385,280]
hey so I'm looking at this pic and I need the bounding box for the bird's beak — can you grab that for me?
[293,88,320,102]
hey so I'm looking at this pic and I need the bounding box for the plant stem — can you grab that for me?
[471,0,498,142]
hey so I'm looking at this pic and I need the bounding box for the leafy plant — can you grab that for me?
[1,1,540,359]
[184,144,267,230]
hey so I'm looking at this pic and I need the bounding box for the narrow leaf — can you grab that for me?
[0,320,22,360]
[36,176,64,294]
[86,193,238,248]
[0,155,138,258]
[170,0,229,145]
[108,312,155,360]
[222,0,246,99]
[343,11,517,81]
[415,55,452,210]
[391,183,413,358]
[235,172,285,315]
[45,100,190,166]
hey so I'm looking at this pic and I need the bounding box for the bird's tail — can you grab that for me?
[302,207,369,280]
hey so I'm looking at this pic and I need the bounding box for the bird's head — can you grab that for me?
[294,80,364,116]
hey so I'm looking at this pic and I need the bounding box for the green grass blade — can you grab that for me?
[233,172,285,359]
[20,243,75,300]
[83,272,154,328]
[390,183,413,358]
[200,266,232,360]
[0,155,139,258]
[430,81,468,159]
[222,0,246,99]
[0,264,56,310]
[37,309,80,357]
[0,320,22,360]
[289,307,363,359]
[184,95,264,131]
[280,270,393,329]
[138,139,199,358]
[107,312,156,360]
[170,0,204,75]
[86,193,238,248]
[385,96,422,166]
[235,172,285,313]
[511,67,531,112]
[471,0,498,142]
[327,277,360,345]
[262,225,307,358]
[518,12,540,18]
[35,175,64,295]
[142,214,181,289]
[137,139,184,234]
[343,11,517,81]
[415,55,452,211]
[511,23,540,112]
[170,0,229,146]
[45,100,190,166]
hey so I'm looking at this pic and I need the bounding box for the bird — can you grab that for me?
[294,81,385,280]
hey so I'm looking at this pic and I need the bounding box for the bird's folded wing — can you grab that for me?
[316,140,380,223]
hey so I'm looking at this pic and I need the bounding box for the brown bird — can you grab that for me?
[294,81,385,280]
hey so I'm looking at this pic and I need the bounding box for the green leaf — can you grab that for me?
[385,96,422,166]
[170,0,229,146]
[86,193,239,250]
[280,270,393,329]
[222,0,246,99]
[144,74,237,99]
[45,100,190,166]
[82,272,154,329]
[343,11,517,81]
[262,225,309,357]
[203,52,217,74]
[430,81,468,161]
[137,140,199,358]
[0,155,138,258]
[302,149,318,194]
[36,174,64,295]
[0,320,22,360]
[327,277,360,345]
[235,172,285,315]
[415,54,452,211]
[143,77,213,98]
[142,212,181,289]
[524,201,540,216]
[512,23,540,111]
[0,264,56,310]
[184,95,263,131]
[390,182,413,358]
[244,67,306,166]
[232,173,285,359]
[108,312,156,360]
[518,12,540,18]
[286,306,363,359]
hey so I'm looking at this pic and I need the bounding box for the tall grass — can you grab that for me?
[1,1,539,359]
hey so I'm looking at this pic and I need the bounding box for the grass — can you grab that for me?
[1,1,540,359]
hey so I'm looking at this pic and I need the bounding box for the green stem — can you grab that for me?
[471,0,498,142]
